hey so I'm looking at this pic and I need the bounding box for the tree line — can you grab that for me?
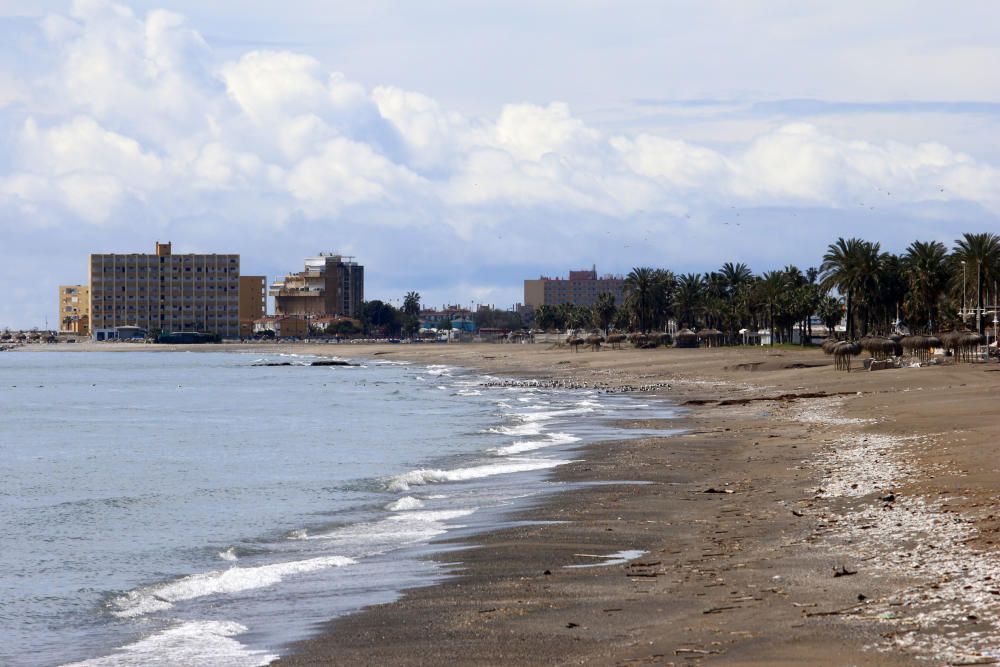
[534,233,1000,342]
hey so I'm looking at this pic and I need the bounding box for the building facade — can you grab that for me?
[88,242,240,339]
[270,254,363,319]
[252,315,308,338]
[523,267,626,308]
[238,275,267,338]
[58,285,90,335]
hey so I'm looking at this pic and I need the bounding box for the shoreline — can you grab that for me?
[15,343,1000,664]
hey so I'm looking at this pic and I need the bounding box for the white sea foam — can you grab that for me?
[386,496,424,511]
[387,459,569,492]
[218,548,238,562]
[494,432,581,456]
[425,365,452,376]
[111,556,356,618]
[490,422,544,437]
[61,620,276,667]
[305,509,477,554]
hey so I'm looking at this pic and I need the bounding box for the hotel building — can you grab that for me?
[523,266,625,308]
[88,242,240,340]
[270,254,363,319]
[58,285,90,336]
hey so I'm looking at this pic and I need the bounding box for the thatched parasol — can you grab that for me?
[859,336,898,360]
[675,328,699,349]
[606,333,626,350]
[566,335,585,352]
[697,328,724,348]
[585,333,604,351]
[834,341,861,372]
[901,335,934,362]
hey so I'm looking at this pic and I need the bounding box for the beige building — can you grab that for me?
[58,285,90,335]
[524,267,625,309]
[253,315,308,338]
[89,242,240,340]
[239,275,267,338]
[270,254,363,319]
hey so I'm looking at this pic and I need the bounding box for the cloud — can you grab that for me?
[2,0,1000,328]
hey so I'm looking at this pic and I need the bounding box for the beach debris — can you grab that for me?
[791,509,804,517]
[703,605,741,614]
[833,565,857,577]
[565,622,580,628]
[704,487,735,494]
[881,493,896,503]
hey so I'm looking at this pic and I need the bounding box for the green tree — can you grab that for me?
[624,267,657,332]
[820,237,882,338]
[952,232,1000,333]
[592,292,617,334]
[903,240,949,332]
[673,273,707,328]
[403,291,422,317]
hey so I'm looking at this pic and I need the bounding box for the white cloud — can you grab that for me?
[3,0,1000,329]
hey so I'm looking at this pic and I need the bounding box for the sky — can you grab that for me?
[2,1,1000,327]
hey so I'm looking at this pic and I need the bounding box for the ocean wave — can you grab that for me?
[493,432,581,456]
[385,496,424,511]
[304,509,477,554]
[387,459,569,492]
[110,555,356,618]
[61,620,276,667]
[218,548,238,562]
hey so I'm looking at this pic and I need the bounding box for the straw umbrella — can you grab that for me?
[606,333,626,350]
[585,333,604,352]
[697,328,724,348]
[901,335,933,362]
[834,341,861,371]
[566,335,585,353]
[675,328,699,348]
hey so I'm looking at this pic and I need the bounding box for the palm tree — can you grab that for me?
[403,292,422,317]
[624,267,656,332]
[952,232,1000,333]
[903,241,948,332]
[673,273,707,328]
[820,238,882,338]
[756,270,789,345]
[591,292,617,334]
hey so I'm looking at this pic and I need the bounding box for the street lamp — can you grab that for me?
[962,260,967,322]
[977,261,983,334]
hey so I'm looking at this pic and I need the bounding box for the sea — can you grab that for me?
[0,350,677,667]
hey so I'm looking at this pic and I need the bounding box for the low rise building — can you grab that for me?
[523,266,625,308]
[58,285,90,335]
[239,275,267,338]
[252,315,308,338]
[270,254,363,319]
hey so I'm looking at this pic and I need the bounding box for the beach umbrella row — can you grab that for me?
[937,330,985,363]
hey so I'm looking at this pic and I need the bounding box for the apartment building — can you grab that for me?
[523,266,625,308]
[270,254,363,319]
[58,285,90,335]
[88,242,240,340]
[238,275,267,337]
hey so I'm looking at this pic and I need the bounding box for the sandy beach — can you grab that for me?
[18,341,1000,665]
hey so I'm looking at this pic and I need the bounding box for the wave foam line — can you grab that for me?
[387,459,569,492]
[61,620,276,667]
[111,556,355,618]
[494,432,581,456]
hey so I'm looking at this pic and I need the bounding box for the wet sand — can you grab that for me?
[21,342,1000,664]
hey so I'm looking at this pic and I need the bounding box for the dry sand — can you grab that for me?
[19,342,1000,665]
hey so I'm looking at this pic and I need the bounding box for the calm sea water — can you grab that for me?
[0,350,676,667]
